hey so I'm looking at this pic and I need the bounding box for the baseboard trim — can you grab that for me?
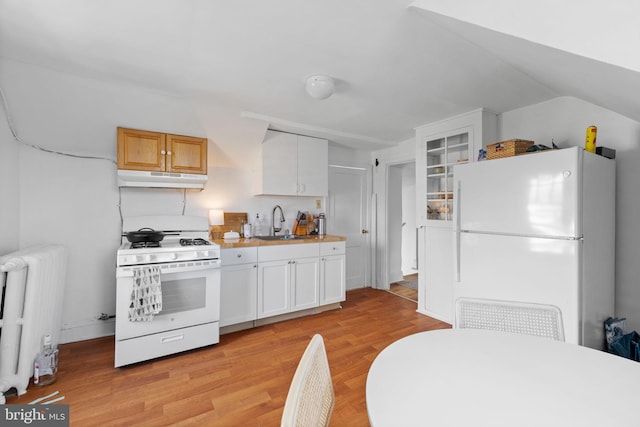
[60,319,115,344]
[220,303,343,335]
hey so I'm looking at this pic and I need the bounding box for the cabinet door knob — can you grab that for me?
[167,151,172,155]
[237,253,242,258]
[161,150,166,155]
[362,229,369,234]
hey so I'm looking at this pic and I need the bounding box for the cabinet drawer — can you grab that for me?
[114,322,219,367]
[258,243,319,262]
[320,241,345,256]
[221,247,258,266]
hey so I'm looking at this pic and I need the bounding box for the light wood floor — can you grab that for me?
[8,288,450,426]
[389,273,418,302]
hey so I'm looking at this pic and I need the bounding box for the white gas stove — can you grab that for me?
[114,215,221,367]
[117,238,220,267]
[117,215,220,266]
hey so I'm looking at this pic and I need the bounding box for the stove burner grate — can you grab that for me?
[179,238,211,246]
[131,241,161,249]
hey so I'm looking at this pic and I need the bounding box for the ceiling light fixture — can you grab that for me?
[305,75,335,100]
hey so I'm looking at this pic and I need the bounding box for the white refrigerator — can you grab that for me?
[452,147,615,349]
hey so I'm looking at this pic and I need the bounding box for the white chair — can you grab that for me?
[281,334,335,427]
[455,297,565,341]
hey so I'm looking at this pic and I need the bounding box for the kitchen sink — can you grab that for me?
[253,235,306,241]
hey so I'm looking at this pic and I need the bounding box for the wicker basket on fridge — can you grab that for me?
[486,139,534,160]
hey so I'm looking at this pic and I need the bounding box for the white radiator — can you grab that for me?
[0,245,67,403]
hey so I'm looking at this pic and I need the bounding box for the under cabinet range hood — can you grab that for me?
[117,170,208,189]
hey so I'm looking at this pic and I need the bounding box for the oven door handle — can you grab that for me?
[116,260,220,277]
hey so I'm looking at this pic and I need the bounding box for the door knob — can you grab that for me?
[362,229,369,234]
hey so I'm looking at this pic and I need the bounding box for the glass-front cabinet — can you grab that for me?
[415,109,498,324]
[416,109,497,226]
[424,130,469,221]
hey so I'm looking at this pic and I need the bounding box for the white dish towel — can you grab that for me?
[129,266,162,321]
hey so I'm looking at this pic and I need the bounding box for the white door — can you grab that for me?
[328,166,370,290]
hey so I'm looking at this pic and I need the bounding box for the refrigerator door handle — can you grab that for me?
[455,180,461,282]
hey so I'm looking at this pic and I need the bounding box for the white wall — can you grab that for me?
[0,86,20,254]
[387,165,403,283]
[401,162,417,274]
[0,58,367,342]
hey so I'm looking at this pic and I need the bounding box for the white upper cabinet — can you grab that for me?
[256,130,328,196]
[415,109,497,226]
[297,135,328,196]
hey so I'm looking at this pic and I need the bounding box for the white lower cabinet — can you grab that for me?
[291,256,320,311]
[320,242,346,305]
[220,247,258,327]
[220,242,345,327]
[258,243,320,319]
[417,226,454,324]
[257,243,320,319]
[257,259,290,318]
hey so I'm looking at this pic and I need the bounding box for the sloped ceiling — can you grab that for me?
[0,0,637,150]
[409,0,640,127]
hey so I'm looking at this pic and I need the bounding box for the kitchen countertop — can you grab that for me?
[213,235,346,249]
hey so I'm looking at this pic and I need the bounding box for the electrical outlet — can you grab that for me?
[315,199,322,209]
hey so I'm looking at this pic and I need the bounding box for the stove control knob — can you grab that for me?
[169,253,177,260]
[144,254,152,263]
[134,255,143,263]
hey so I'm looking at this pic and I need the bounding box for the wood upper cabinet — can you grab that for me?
[166,133,208,175]
[117,127,207,175]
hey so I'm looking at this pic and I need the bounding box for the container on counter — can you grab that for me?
[585,126,597,153]
[253,213,263,236]
[318,213,326,236]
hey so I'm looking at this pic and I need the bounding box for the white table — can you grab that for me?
[366,329,640,426]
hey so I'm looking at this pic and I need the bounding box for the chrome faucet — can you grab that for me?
[272,205,285,235]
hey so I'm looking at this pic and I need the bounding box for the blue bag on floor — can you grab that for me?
[604,317,640,362]
[609,331,640,362]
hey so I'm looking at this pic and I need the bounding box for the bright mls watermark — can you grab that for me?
[2,405,69,426]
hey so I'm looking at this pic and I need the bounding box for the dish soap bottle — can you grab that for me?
[253,213,263,236]
[34,335,58,386]
[243,218,252,238]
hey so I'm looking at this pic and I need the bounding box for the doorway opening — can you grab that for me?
[387,161,418,302]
